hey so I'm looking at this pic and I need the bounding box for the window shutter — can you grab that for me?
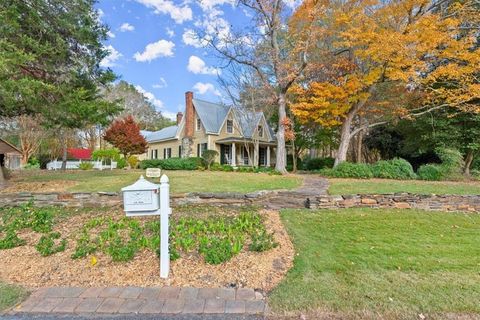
[197,144,200,157]
[179,145,182,158]
[163,148,166,159]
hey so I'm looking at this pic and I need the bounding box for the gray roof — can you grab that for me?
[145,125,178,143]
[233,108,276,141]
[193,99,230,134]
[144,98,276,143]
[140,130,153,139]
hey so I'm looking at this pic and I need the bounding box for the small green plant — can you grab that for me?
[79,162,94,170]
[200,237,233,264]
[0,229,26,249]
[249,230,277,252]
[36,232,67,256]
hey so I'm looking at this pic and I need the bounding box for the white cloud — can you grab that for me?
[119,22,135,32]
[166,27,175,38]
[135,0,192,24]
[100,45,122,67]
[162,110,177,120]
[193,82,221,96]
[284,0,302,9]
[187,56,220,75]
[152,77,168,89]
[135,85,164,110]
[133,39,175,62]
[182,29,206,48]
[106,31,116,38]
[197,0,234,12]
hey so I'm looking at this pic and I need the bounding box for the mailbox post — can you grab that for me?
[121,175,170,278]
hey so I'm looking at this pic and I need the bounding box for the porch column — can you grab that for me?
[267,146,271,167]
[231,143,236,166]
[254,143,259,167]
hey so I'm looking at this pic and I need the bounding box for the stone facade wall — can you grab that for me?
[0,191,479,213]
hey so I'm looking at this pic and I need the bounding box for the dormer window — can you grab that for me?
[258,125,263,137]
[227,120,233,134]
[196,118,201,131]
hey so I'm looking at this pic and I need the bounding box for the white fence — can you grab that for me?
[46,160,117,170]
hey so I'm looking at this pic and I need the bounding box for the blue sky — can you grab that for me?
[96,0,254,120]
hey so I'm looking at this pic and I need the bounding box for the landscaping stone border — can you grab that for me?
[310,193,480,212]
[0,190,273,208]
[1,190,479,212]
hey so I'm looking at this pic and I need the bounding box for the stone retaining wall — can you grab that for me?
[0,191,271,208]
[0,191,479,213]
[309,193,480,212]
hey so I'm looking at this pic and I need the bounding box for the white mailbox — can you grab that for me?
[122,175,160,215]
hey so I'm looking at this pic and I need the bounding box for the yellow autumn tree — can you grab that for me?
[290,0,480,166]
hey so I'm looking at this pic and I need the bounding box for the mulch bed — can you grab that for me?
[0,208,293,293]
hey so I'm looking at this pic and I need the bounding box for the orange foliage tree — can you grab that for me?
[290,0,480,166]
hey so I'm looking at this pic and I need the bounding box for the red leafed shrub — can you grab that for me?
[104,115,147,158]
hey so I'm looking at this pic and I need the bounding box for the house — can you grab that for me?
[143,92,276,167]
[0,138,22,170]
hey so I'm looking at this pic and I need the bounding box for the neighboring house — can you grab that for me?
[0,138,22,170]
[143,92,276,167]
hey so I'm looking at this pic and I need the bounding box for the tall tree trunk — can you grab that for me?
[464,150,474,176]
[292,140,297,173]
[275,93,288,174]
[334,86,374,167]
[334,109,356,167]
[61,131,67,171]
[355,130,364,163]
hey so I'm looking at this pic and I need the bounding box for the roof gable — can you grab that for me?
[192,99,230,134]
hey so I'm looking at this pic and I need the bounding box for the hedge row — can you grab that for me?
[319,158,417,179]
[140,157,203,170]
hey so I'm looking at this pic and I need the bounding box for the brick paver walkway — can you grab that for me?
[8,287,266,316]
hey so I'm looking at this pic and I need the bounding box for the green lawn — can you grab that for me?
[269,208,480,318]
[328,178,480,195]
[14,170,301,193]
[0,281,28,312]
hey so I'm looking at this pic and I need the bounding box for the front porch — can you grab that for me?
[215,138,275,167]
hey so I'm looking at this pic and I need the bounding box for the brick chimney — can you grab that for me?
[185,91,194,137]
[176,112,183,125]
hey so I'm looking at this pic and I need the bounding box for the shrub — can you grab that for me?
[303,157,335,171]
[321,162,374,179]
[201,150,219,170]
[418,164,443,181]
[221,164,234,172]
[79,162,94,170]
[127,155,139,169]
[140,157,203,170]
[116,157,127,169]
[436,147,464,179]
[371,158,416,180]
[416,148,464,181]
